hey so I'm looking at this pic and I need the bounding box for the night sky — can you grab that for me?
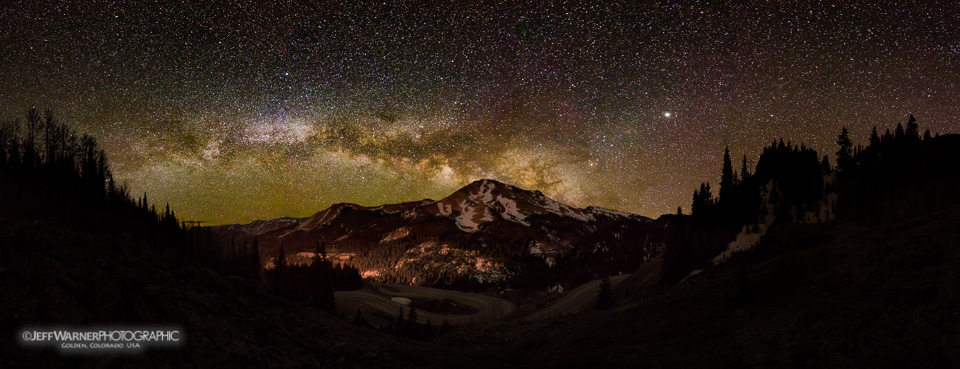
[2,1,959,225]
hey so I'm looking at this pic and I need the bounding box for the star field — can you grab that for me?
[2,1,959,224]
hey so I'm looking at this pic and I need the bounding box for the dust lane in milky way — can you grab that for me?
[1,1,959,224]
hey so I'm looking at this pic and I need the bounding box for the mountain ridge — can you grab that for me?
[212,179,665,289]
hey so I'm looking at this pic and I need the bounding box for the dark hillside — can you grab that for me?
[436,207,960,368]
[0,174,417,368]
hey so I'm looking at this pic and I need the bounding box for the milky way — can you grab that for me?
[2,1,959,224]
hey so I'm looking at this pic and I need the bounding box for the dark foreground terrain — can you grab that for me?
[4,180,958,368]
[0,173,425,368]
[434,207,960,369]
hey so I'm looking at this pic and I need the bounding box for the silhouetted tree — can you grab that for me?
[315,240,327,261]
[396,307,405,333]
[353,308,366,327]
[869,126,881,147]
[740,155,751,183]
[596,274,614,310]
[273,245,287,294]
[408,302,419,336]
[720,147,735,203]
[249,238,261,281]
[905,114,919,138]
[836,127,853,172]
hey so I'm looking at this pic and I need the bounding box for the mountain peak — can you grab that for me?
[431,179,595,231]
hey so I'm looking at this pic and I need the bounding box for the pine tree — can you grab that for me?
[396,306,405,333]
[596,275,614,310]
[923,129,932,141]
[869,126,881,147]
[895,122,905,138]
[354,308,366,326]
[691,188,700,215]
[836,127,853,172]
[720,147,735,203]
[408,302,418,323]
[315,240,327,261]
[250,237,261,281]
[740,155,750,183]
[274,245,287,294]
[905,114,919,138]
[700,182,708,206]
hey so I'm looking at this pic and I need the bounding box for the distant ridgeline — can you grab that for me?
[661,115,960,285]
[0,108,355,314]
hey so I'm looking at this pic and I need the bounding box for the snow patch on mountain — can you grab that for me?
[453,180,503,231]
[532,192,594,222]
[436,201,453,216]
[495,195,528,224]
[380,227,410,244]
[454,200,481,231]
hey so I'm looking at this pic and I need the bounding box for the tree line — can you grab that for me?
[0,108,363,316]
[661,114,957,285]
[0,108,183,251]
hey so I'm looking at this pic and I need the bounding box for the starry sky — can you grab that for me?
[2,0,959,225]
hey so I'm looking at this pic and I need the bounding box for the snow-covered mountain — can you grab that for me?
[212,179,666,288]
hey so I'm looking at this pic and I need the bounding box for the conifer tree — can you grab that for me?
[315,240,327,261]
[250,237,261,281]
[836,127,853,172]
[354,308,366,326]
[274,245,287,294]
[596,275,614,310]
[407,301,417,327]
[720,147,734,203]
[740,155,750,182]
[905,115,919,138]
[869,126,881,146]
[396,306,405,333]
